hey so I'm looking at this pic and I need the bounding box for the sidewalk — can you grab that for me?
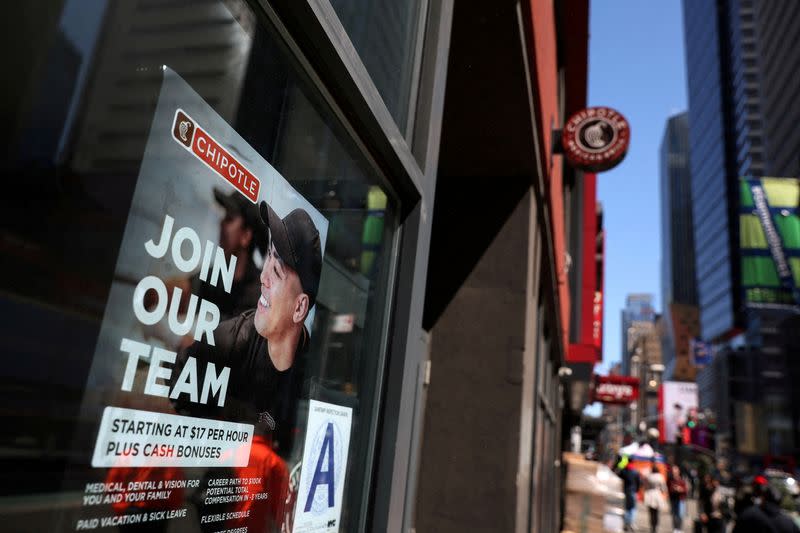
[632,498,697,532]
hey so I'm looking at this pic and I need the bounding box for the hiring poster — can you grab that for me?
[68,67,338,532]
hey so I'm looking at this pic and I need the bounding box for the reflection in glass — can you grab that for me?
[329,0,422,129]
[0,1,398,531]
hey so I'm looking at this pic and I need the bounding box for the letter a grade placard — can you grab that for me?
[293,400,353,533]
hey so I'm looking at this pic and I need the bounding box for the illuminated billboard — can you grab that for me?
[739,177,800,309]
[658,381,698,444]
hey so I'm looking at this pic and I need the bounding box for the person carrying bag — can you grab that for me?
[644,460,667,533]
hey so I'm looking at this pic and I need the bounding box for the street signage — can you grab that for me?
[562,106,630,172]
[591,374,639,404]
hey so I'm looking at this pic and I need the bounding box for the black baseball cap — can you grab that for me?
[214,187,267,252]
[259,201,322,308]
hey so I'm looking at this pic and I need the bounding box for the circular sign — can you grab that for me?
[562,106,630,172]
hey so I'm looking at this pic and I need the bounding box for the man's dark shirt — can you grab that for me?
[762,501,800,533]
[193,259,261,320]
[700,481,714,516]
[170,310,307,451]
[619,466,640,510]
[734,504,775,533]
[733,501,800,533]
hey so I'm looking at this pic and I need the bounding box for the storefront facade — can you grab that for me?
[1,0,603,531]
[1,1,451,532]
[415,0,594,532]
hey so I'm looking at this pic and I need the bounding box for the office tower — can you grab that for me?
[683,0,800,458]
[620,294,654,376]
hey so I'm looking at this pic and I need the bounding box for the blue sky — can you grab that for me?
[587,2,687,378]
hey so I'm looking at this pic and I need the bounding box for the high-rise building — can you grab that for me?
[627,322,663,432]
[752,1,800,177]
[620,294,654,375]
[683,0,739,342]
[660,303,700,381]
[683,0,800,341]
[660,112,696,308]
[659,112,701,381]
[682,0,800,461]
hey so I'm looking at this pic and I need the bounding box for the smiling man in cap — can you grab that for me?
[255,201,322,371]
[170,200,322,443]
[167,199,323,532]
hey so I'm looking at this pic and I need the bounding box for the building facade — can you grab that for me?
[660,303,700,382]
[683,0,800,341]
[416,1,596,531]
[660,112,696,310]
[620,294,655,376]
[626,321,663,433]
[1,1,599,532]
[683,0,741,342]
[2,1,453,531]
[659,112,701,382]
[683,0,800,466]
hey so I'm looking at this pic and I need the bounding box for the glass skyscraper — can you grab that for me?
[683,0,739,341]
[660,112,696,308]
[683,0,800,460]
[683,0,800,340]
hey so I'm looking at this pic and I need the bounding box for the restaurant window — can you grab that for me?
[328,0,424,130]
[1,1,400,531]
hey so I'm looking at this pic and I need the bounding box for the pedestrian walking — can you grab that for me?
[617,455,641,532]
[644,460,667,533]
[668,464,688,533]
[697,475,726,533]
[690,468,699,498]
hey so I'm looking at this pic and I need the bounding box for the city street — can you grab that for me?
[4,1,800,532]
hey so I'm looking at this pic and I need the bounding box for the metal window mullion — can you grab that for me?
[403,0,430,143]
[372,1,453,531]
[242,4,425,533]
[266,0,425,211]
[538,389,556,424]
[250,0,401,205]
[411,0,454,176]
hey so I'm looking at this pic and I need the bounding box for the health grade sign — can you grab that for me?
[293,401,353,533]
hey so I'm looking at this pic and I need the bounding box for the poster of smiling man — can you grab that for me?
[67,67,332,533]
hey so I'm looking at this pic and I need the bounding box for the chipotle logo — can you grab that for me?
[171,109,260,203]
[562,106,630,172]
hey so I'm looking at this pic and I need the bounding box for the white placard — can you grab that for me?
[331,314,355,333]
[661,381,698,443]
[293,400,353,533]
[91,407,253,467]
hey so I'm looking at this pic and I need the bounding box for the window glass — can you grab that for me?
[0,1,398,532]
[328,0,423,130]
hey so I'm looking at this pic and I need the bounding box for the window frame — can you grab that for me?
[247,0,453,531]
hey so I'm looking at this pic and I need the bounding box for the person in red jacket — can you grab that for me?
[667,464,688,533]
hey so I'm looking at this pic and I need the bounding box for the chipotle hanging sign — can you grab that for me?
[591,375,639,404]
[562,106,630,172]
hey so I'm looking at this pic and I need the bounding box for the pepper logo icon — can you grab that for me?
[179,121,191,142]
[172,111,195,148]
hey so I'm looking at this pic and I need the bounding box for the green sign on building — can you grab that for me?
[739,177,800,308]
